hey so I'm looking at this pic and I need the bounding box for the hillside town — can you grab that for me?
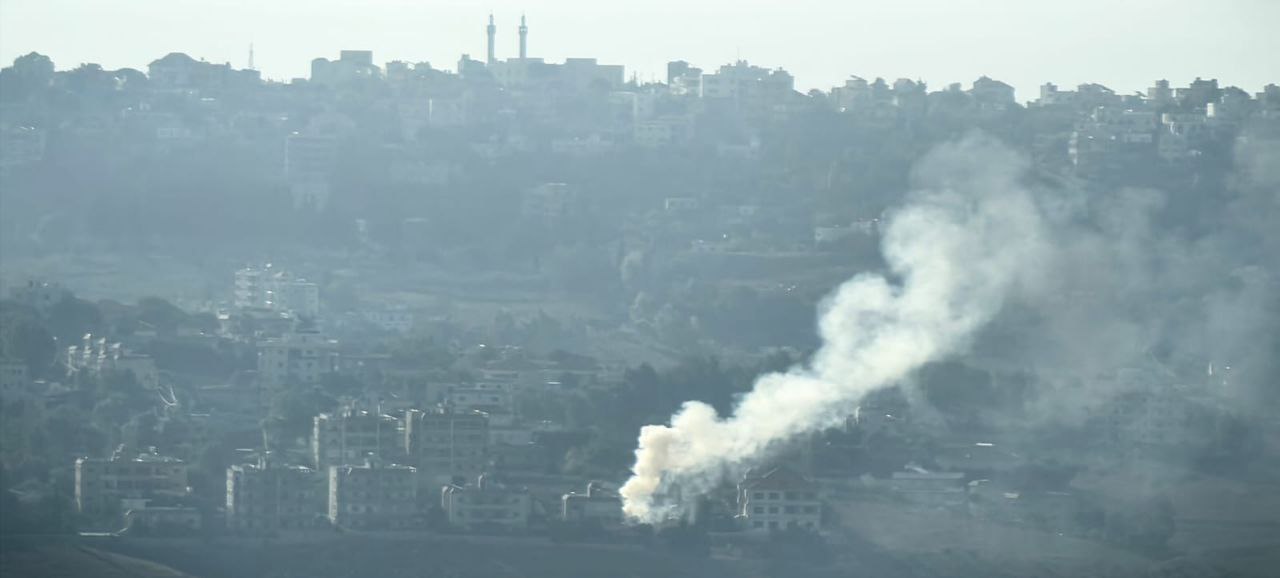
[2,12,1279,578]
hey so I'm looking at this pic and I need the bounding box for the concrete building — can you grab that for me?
[0,358,31,401]
[313,408,403,470]
[328,461,419,530]
[890,469,968,507]
[75,448,189,519]
[445,384,512,415]
[561,482,623,526]
[309,50,380,86]
[634,116,693,148]
[64,334,160,390]
[360,309,416,333]
[0,125,47,173]
[969,76,1016,109]
[256,328,340,388]
[404,408,489,486]
[441,475,531,530]
[226,461,326,532]
[737,466,822,533]
[521,182,582,219]
[234,265,320,319]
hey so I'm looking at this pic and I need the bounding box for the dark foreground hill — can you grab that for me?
[0,537,195,578]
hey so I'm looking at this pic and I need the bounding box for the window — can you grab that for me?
[752,492,764,499]
[768,492,779,499]
[753,521,763,528]
[753,506,763,514]
[785,506,798,514]
[802,506,817,514]
[768,506,778,514]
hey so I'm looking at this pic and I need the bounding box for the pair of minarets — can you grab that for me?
[487,14,527,65]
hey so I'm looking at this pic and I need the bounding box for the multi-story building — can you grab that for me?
[561,482,623,527]
[328,461,419,530]
[75,449,189,520]
[308,50,380,87]
[256,328,339,388]
[889,469,968,507]
[444,384,512,414]
[0,125,47,173]
[404,408,489,485]
[521,182,582,219]
[441,475,531,530]
[226,461,326,532]
[0,358,31,401]
[736,466,822,533]
[359,309,415,333]
[234,265,320,319]
[313,409,402,470]
[64,334,160,389]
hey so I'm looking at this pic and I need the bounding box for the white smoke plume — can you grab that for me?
[619,135,1048,522]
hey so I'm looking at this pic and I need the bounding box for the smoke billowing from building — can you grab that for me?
[620,135,1048,522]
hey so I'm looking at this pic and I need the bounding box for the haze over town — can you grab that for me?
[2,0,1278,97]
[1,4,1278,578]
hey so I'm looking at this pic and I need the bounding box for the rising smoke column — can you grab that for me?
[620,136,1048,522]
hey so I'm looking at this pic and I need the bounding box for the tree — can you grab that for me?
[0,310,56,376]
[0,52,54,102]
[135,296,189,335]
[46,296,103,343]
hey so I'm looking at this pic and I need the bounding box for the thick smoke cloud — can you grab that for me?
[620,135,1048,522]
[967,130,1280,420]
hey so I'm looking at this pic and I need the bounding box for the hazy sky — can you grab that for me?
[2,0,1277,100]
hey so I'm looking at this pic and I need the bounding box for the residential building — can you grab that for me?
[521,182,582,219]
[0,358,31,400]
[737,466,822,533]
[328,461,419,530]
[226,461,326,532]
[75,448,189,519]
[634,116,693,148]
[889,469,968,507]
[256,328,340,388]
[441,475,531,530]
[445,384,512,414]
[234,264,320,319]
[404,408,489,485]
[969,76,1016,109]
[309,50,381,86]
[561,482,623,526]
[0,125,47,172]
[313,408,402,470]
[64,334,160,389]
